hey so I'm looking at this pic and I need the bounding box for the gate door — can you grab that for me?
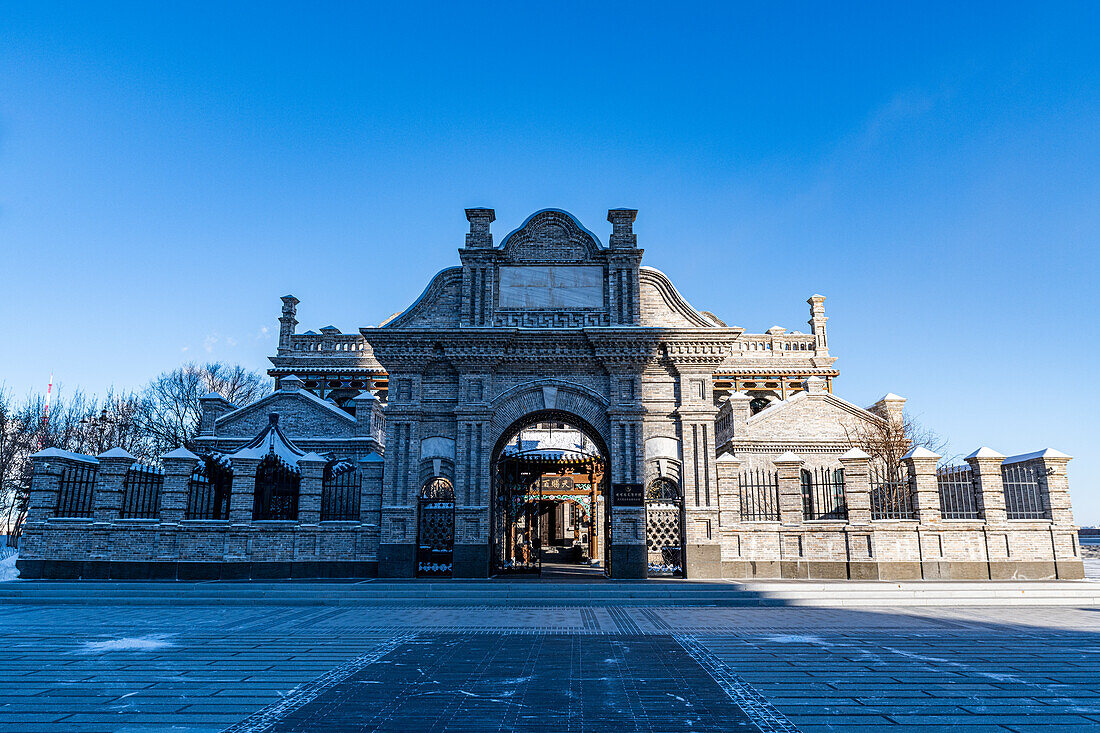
[492,465,542,575]
[645,478,684,577]
[417,478,454,577]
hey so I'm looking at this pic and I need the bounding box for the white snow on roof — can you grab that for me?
[965,446,1005,459]
[97,447,136,460]
[31,447,98,464]
[1003,448,1072,464]
[163,446,200,460]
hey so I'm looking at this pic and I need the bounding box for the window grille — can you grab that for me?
[739,469,779,521]
[186,456,232,520]
[870,462,915,520]
[937,465,980,519]
[321,460,360,521]
[55,462,97,518]
[801,467,847,521]
[253,454,300,521]
[1003,463,1047,520]
[120,464,163,519]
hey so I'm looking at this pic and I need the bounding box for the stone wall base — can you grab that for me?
[611,544,647,578]
[452,543,490,578]
[377,543,417,578]
[721,559,1084,581]
[15,559,379,580]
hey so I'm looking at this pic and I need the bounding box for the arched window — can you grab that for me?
[253,454,300,520]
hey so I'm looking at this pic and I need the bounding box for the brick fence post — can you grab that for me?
[297,454,326,524]
[715,452,741,528]
[773,452,804,526]
[229,457,259,523]
[94,448,136,520]
[161,447,200,522]
[966,447,1006,524]
[359,453,384,525]
[26,452,64,521]
[839,448,871,524]
[1030,449,1074,525]
[903,446,942,524]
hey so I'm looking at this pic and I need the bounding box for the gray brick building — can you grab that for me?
[17,208,1084,581]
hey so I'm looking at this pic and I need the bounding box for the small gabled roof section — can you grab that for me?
[746,389,887,427]
[215,383,356,427]
[228,414,307,467]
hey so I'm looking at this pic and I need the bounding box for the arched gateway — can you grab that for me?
[362,208,739,579]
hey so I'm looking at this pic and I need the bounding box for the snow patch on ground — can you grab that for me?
[0,553,20,582]
[78,635,175,654]
[764,634,824,644]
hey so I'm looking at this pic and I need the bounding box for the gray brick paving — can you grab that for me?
[0,597,1098,730]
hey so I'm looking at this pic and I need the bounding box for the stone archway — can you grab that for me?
[489,407,611,577]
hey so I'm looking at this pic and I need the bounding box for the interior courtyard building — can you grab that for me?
[18,208,1084,581]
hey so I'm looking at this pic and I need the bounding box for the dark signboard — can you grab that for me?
[611,483,644,507]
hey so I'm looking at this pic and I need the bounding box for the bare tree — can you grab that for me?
[0,388,35,542]
[136,362,271,454]
[845,411,949,514]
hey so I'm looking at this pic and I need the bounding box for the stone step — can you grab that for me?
[1,580,1099,606]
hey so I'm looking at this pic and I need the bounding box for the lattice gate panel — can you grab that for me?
[646,505,683,577]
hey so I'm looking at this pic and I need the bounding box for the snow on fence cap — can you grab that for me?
[966,446,1005,460]
[716,452,741,463]
[359,451,384,463]
[97,447,136,460]
[839,447,870,460]
[31,447,99,464]
[163,446,200,461]
[774,451,802,463]
[901,446,941,460]
[1003,448,1072,464]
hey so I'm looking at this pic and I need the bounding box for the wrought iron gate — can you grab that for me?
[492,466,542,575]
[645,478,683,577]
[417,478,454,576]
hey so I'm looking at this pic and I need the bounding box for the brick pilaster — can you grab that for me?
[902,446,941,524]
[773,452,804,526]
[94,448,136,520]
[297,454,326,524]
[229,457,259,523]
[161,447,200,522]
[839,448,871,525]
[966,447,1007,524]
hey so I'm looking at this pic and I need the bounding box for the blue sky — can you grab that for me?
[2,3,1098,519]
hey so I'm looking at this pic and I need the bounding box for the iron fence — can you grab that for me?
[937,464,981,519]
[120,464,163,519]
[186,456,232,520]
[56,462,97,518]
[253,454,300,520]
[1003,463,1047,520]
[321,460,360,521]
[739,469,779,521]
[801,467,847,521]
[870,462,915,520]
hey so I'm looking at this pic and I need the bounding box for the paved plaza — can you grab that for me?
[0,582,1099,731]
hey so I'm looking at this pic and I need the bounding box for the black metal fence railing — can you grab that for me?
[253,454,300,521]
[1003,463,1047,520]
[321,460,361,521]
[120,464,163,519]
[870,463,915,520]
[937,464,981,519]
[801,467,847,521]
[739,469,779,521]
[187,456,232,520]
[56,462,97,518]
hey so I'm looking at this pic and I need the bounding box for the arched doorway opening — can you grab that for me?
[490,410,609,577]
